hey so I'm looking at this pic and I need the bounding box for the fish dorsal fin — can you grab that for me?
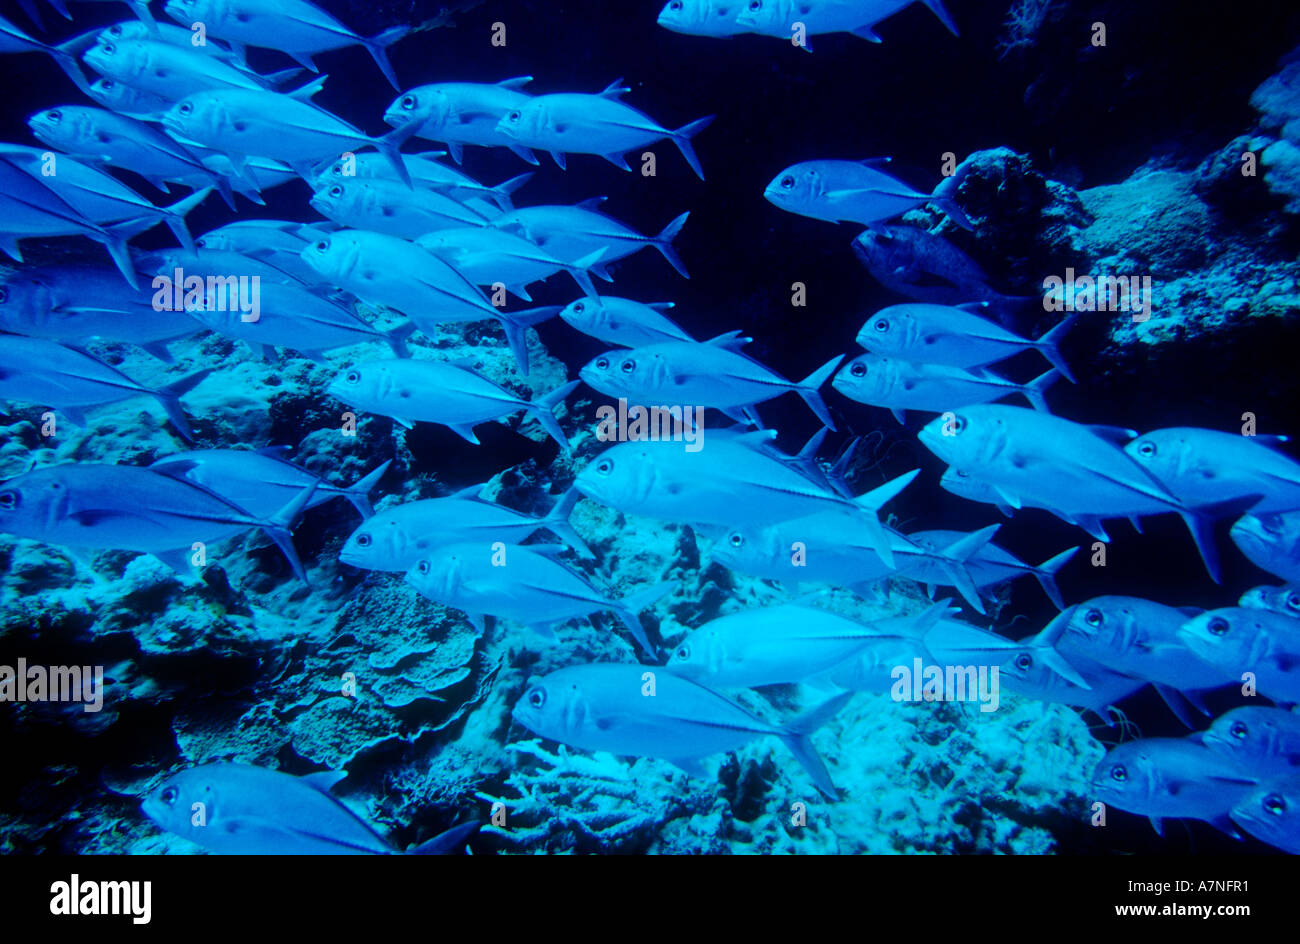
[289,75,328,101]
[450,482,485,500]
[256,445,295,460]
[1177,606,1203,617]
[647,302,675,312]
[497,76,533,90]
[573,196,608,211]
[598,78,630,98]
[956,301,991,314]
[1087,424,1139,445]
[450,357,480,370]
[704,329,752,351]
[858,157,893,168]
[300,770,348,794]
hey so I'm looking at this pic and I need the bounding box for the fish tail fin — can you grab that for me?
[491,171,533,211]
[160,186,214,251]
[614,580,675,657]
[362,24,411,90]
[795,354,844,431]
[260,480,320,585]
[383,320,419,358]
[1034,312,1079,383]
[779,692,853,800]
[495,305,560,375]
[540,487,594,558]
[922,0,960,36]
[525,380,579,451]
[153,367,214,442]
[344,459,391,519]
[670,115,715,180]
[376,122,418,188]
[851,469,920,567]
[1023,367,1061,412]
[1033,546,1078,609]
[652,211,691,278]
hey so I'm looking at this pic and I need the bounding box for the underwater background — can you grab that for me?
[0,0,1299,855]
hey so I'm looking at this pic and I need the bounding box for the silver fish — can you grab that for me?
[0,463,315,580]
[326,357,577,450]
[339,485,590,572]
[1232,511,1300,585]
[142,763,477,854]
[495,79,714,180]
[580,331,842,429]
[150,447,389,519]
[0,336,208,439]
[383,77,539,165]
[1179,607,1300,703]
[765,158,970,228]
[1092,738,1259,836]
[513,662,850,797]
[406,543,672,655]
[833,353,1059,423]
[1125,427,1300,514]
[557,296,692,347]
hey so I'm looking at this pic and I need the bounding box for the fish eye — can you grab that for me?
[1229,720,1249,740]
[670,0,682,8]
[873,318,890,333]
[356,533,372,548]
[850,361,866,378]
[1015,653,1032,671]
[1084,608,1102,627]
[595,358,609,370]
[345,370,360,384]
[108,25,123,36]
[315,240,329,252]
[676,645,690,660]
[748,0,761,10]
[101,79,116,89]
[1264,794,1288,816]
[779,175,794,190]
[416,560,430,575]
[1109,764,1127,783]
[528,687,546,709]
[329,185,343,197]
[400,95,416,110]
[950,415,966,434]
[160,786,179,805]
[101,41,116,54]
[178,102,193,116]
[572,302,584,314]
[1286,591,1300,613]
[728,531,744,548]
[1137,441,1156,458]
[1208,616,1230,636]
[596,459,614,476]
[508,111,521,122]
[0,491,17,511]
[47,109,62,122]
[620,359,636,373]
